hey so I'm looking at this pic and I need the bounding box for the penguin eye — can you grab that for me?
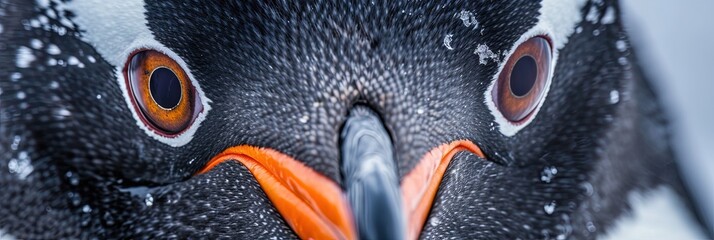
[125,50,202,135]
[493,36,552,122]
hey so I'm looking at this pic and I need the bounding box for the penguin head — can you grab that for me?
[0,0,633,238]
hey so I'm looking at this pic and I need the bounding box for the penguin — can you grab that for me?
[0,0,711,239]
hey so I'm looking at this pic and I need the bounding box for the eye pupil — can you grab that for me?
[509,55,538,97]
[149,67,182,109]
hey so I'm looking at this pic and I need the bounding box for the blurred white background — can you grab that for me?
[622,0,714,232]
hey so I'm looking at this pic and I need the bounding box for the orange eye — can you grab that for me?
[493,36,552,122]
[125,50,202,135]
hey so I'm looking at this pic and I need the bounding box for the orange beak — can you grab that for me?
[198,140,484,239]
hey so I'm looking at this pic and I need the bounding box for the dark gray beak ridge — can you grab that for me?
[340,106,406,240]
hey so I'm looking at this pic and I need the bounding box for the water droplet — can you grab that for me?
[616,40,627,52]
[87,55,96,63]
[443,34,454,50]
[46,44,61,55]
[586,221,597,232]
[67,56,80,65]
[29,19,40,28]
[416,107,425,115]
[145,193,154,207]
[458,10,479,29]
[7,159,18,171]
[474,44,497,65]
[575,26,583,34]
[10,135,21,150]
[49,81,59,89]
[66,171,80,186]
[592,29,600,36]
[8,152,33,179]
[55,108,72,118]
[10,72,22,81]
[16,91,26,99]
[544,201,556,215]
[540,166,558,183]
[68,192,82,206]
[38,15,48,25]
[299,115,309,123]
[618,57,628,66]
[30,39,43,49]
[429,216,441,227]
[96,94,102,99]
[56,26,67,36]
[82,204,92,213]
[609,90,620,104]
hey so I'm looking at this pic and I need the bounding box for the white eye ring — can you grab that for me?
[484,0,586,137]
[116,39,212,147]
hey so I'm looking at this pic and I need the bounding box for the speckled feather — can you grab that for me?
[0,0,706,239]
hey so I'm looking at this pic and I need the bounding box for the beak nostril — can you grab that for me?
[340,105,407,240]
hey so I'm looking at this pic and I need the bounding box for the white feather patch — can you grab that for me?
[62,0,211,147]
[486,0,587,137]
[601,187,708,240]
[0,230,16,240]
[63,0,149,67]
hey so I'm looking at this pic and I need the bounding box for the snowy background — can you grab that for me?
[622,0,714,232]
